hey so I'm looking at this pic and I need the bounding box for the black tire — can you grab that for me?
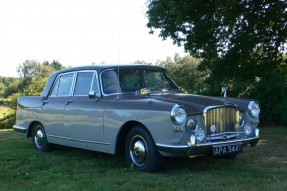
[125,126,164,172]
[32,123,53,152]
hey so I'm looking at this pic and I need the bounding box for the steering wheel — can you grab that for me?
[104,82,120,92]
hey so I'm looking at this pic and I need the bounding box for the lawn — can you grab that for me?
[0,127,286,191]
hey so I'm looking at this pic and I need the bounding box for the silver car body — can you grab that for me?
[14,64,260,158]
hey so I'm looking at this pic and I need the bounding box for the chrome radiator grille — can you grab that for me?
[204,106,239,135]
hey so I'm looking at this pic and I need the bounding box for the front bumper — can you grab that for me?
[156,136,260,157]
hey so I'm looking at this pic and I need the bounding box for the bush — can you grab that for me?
[249,72,287,125]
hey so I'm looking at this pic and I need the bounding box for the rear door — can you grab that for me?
[42,72,75,138]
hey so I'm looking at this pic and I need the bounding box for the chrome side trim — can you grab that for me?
[13,125,27,133]
[47,134,110,145]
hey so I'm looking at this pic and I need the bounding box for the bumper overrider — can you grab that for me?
[156,133,260,156]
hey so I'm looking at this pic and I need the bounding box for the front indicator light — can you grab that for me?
[255,128,259,137]
[188,135,196,146]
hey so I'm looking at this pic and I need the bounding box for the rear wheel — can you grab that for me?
[125,126,163,172]
[32,123,53,152]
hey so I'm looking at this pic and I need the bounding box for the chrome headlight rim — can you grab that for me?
[248,101,260,118]
[171,104,187,125]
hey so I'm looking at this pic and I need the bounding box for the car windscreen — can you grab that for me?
[101,69,179,95]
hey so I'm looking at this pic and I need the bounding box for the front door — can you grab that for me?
[63,71,105,142]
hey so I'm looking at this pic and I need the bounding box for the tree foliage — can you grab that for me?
[156,54,207,94]
[16,60,65,95]
[1,60,65,128]
[146,0,287,124]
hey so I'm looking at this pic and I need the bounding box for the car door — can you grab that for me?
[63,71,105,142]
[42,72,75,138]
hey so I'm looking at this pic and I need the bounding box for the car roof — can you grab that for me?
[53,64,165,75]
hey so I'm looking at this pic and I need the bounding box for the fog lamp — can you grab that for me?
[234,123,240,131]
[195,127,205,142]
[239,112,245,127]
[186,119,197,132]
[244,124,252,136]
[210,124,216,133]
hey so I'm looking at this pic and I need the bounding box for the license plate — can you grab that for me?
[213,143,243,156]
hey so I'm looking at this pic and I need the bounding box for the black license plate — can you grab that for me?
[213,143,243,156]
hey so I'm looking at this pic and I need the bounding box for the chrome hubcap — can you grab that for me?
[130,135,147,166]
[34,127,44,148]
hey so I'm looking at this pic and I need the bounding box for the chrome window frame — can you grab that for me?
[49,72,76,97]
[100,69,122,97]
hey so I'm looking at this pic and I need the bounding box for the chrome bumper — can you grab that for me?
[156,136,260,157]
[13,125,27,133]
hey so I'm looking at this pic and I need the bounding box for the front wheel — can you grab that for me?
[32,123,53,152]
[125,126,163,172]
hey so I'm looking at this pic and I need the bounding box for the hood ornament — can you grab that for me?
[222,87,227,98]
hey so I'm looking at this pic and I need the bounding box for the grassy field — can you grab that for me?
[0,127,286,191]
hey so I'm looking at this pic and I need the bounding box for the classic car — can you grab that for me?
[13,64,260,172]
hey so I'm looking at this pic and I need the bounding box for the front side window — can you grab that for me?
[74,72,94,96]
[73,71,100,96]
[102,71,121,94]
[51,73,74,96]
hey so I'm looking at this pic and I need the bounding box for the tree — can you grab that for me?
[133,60,153,65]
[16,60,64,93]
[43,60,64,71]
[157,54,207,94]
[146,0,287,124]
[146,0,287,91]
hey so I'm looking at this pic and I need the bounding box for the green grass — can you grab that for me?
[1,127,287,191]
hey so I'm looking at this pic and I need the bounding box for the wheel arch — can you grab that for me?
[115,120,152,154]
[26,121,43,138]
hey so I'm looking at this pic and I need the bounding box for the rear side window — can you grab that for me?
[50,73,74,96]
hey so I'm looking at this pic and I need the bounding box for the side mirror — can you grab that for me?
[88,91,101,99]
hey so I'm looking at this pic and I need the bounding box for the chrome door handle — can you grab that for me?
[42,101,49,105]
[65,100,72,105]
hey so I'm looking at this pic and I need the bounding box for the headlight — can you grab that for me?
[248,101,260,118]
[171,104,187,125]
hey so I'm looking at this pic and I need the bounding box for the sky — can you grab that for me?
[0,0,186,77]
